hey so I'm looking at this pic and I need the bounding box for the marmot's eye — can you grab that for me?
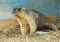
[18,8,21,11]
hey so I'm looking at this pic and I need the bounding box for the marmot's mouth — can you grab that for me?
[12,11,16,14]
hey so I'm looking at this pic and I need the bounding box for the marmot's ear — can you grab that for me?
[21,8,25,11]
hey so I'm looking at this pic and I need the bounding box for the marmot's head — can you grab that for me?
[13,8,25,13]
[12,8,29,17]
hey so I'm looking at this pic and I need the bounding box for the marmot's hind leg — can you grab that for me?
[45,23,58,32]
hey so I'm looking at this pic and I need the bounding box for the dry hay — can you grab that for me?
[0,31,60,42]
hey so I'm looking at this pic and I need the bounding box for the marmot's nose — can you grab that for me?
[12,8,21,14]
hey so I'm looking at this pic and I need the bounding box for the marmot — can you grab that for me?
[12,8,58,35]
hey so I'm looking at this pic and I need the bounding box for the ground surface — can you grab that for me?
[0,31,60,42]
